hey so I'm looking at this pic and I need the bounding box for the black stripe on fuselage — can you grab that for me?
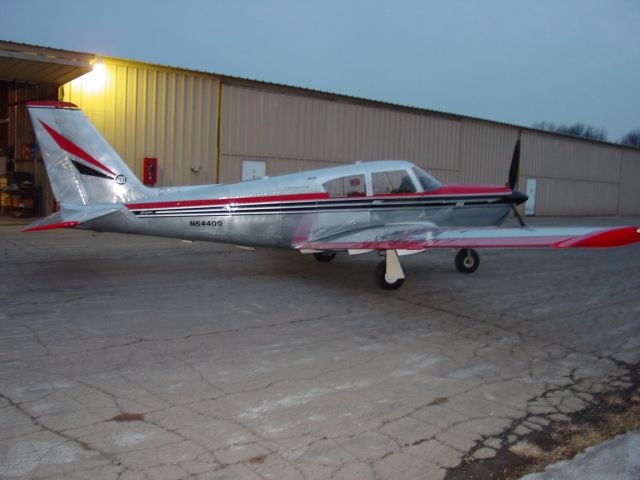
[130,195,512,218]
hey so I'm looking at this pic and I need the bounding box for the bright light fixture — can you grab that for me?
[80,58,107,91]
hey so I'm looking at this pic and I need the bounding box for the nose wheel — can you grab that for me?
[455,248,479,273]
[374,250,406,290]
[374,261,405,290]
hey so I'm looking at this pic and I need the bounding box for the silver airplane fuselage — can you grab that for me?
[90,160,517,249]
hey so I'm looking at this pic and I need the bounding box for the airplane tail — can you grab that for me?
[26,101,152,205]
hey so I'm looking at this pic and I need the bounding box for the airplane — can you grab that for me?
[22,101,640,289]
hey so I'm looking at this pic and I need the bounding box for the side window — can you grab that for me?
[322,174,366,198]
[372,170,416,194]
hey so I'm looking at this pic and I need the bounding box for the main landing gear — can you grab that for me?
[312,248,481,290]
[313,252,336,262]
[454,248,480,274]
[374,248,480,290]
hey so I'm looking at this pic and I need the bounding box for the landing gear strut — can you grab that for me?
[374,250,405,290]
[455,248,480,274]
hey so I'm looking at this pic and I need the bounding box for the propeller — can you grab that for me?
[508,139,521,190]
[507,139,527,226]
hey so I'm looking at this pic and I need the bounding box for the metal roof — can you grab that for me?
[0,40,94,85]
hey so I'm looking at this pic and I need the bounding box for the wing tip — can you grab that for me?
[554,226,640,248]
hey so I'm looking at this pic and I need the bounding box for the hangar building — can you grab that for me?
[1,40,639,218]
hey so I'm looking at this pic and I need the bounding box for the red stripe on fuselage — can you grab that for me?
[126,187,510,211]
[433,184,512,195]
[39,120,116,177]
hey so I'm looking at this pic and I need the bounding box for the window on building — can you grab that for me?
[322,174,366,198]
[371,170,417,194]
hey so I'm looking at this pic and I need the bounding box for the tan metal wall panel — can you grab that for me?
[520,131,627,215]
[619,150,640,215]
[218,154,337,184]
[221,85,461,181]
[532,178,620,216]
[521,131,622,183]
[459,120,520,185]
[63,59,220,187]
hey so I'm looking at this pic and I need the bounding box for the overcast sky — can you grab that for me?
[2,0,639,140]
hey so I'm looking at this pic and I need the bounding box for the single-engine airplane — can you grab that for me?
[23,101,640,289]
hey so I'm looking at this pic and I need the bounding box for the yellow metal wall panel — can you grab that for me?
[619,150,640,215]
[63,59,220,187]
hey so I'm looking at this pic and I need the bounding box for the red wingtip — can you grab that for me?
[555,226,640,248]
[26,101,79,109]
[23,221,80,232]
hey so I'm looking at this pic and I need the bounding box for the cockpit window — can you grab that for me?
[322,174,366,198]
[372,170,417,194]
[412,167,441,192]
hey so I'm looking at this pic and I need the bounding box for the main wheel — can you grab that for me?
[313,252,336,262]
[455,248,480,274]
[374,261,405,290]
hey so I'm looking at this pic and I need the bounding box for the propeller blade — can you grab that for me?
[512,205,526,227]
[508,139,521,190]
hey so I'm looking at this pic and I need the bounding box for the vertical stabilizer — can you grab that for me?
[27,101,152,204]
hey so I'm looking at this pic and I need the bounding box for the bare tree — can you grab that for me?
[532,122,608,142]
[620,129,640,148]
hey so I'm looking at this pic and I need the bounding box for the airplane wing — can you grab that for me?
[296,225,640,251]
[23,206,121,232]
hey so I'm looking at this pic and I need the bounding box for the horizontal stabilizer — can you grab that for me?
[23,207,121,232]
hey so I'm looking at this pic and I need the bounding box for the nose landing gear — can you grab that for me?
[374,250,405,290]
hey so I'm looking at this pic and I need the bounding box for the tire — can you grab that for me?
[455,248,480,274]
[313,252,336,262]
[374,261,405,290]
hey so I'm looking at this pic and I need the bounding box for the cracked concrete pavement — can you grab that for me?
[1,216,639,479]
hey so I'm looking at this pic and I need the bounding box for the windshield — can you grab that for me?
[412,167,441,192]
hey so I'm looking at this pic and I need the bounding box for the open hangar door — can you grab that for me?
[0,41,94,218]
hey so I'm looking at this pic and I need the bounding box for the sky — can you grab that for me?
[2,0,639,141]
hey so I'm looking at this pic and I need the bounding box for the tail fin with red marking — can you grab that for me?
[26,101,151,205]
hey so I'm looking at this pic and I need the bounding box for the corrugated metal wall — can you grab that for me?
[220,85,461,183]
[7,83,57,214]
[56,64,640,217]
[220,83,639,216]
[521,131,623,215]
[619,149,640,215]
[458,119,520,185]
[63,58,220,187]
